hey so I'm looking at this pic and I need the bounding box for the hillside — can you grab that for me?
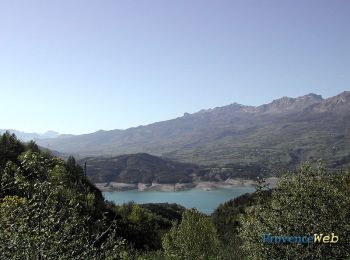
[81,153,272,186]
[81,153,201,184]
[0,132,198,257]
[36,91,350,169]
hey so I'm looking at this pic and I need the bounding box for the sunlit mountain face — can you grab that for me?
[33,91,350,170]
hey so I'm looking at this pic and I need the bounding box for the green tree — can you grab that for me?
[0,134,129,259]
[114,202,162,250]
[0,131,25,168]
[239,163,350,259]
[212,191,272,260]
[162,209,220,260]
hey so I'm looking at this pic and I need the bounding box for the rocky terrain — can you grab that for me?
[34,91,350,170]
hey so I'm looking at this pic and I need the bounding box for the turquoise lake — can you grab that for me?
[103,186,255,214]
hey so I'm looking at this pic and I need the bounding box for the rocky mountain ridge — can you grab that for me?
[30,91,350,169]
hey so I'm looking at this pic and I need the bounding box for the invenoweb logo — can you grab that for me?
[262,233,339,244]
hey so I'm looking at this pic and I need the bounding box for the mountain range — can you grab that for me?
[17,91,350,170]
[0,130,60,141]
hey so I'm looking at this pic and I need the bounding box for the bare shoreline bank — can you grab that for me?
[95,177,279,192]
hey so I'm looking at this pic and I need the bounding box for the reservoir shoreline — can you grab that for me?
[95,177,278,192]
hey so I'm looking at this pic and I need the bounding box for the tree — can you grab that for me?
[162,209,220,260]
[239,163,350,259]
[0,131,25,168]
[212,191,272,260]
[0,134,129,259]
[113,202,162,250]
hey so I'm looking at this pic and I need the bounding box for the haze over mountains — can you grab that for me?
[0,129,60,141]
[8,91,350,170]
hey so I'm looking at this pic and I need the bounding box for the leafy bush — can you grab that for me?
[239,163,350,259]
[162,209,220,259]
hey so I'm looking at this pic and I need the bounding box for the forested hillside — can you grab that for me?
[0,132,186,258]
[82,153,200,184]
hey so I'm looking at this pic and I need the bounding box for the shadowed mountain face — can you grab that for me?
[81,153,270,184]
[37,91,350,168]
[81,153,200,184]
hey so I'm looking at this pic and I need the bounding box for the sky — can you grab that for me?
[0,0,349,134]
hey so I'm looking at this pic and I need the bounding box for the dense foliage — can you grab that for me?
[212,190,272,259]
[162,209,220,259]
[240,164,350,259]
[0,132,128,259]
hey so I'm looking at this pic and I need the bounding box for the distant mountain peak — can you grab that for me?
[271,96,294,104]
[0,129,59,141]
[41,131,60,138]
[307,93,323,98]
[187,93,325,117]
[256,93,323,113]
[335,91,350,102]
[311,90,350,112]
[297,93,323,101]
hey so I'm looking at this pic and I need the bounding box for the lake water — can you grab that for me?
[103,186,255,214]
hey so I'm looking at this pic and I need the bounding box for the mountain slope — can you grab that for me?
[81,153,200,184]
[37,91,350,169]
[0,129,59,141]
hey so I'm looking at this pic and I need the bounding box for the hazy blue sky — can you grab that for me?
[0,0,349,134]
